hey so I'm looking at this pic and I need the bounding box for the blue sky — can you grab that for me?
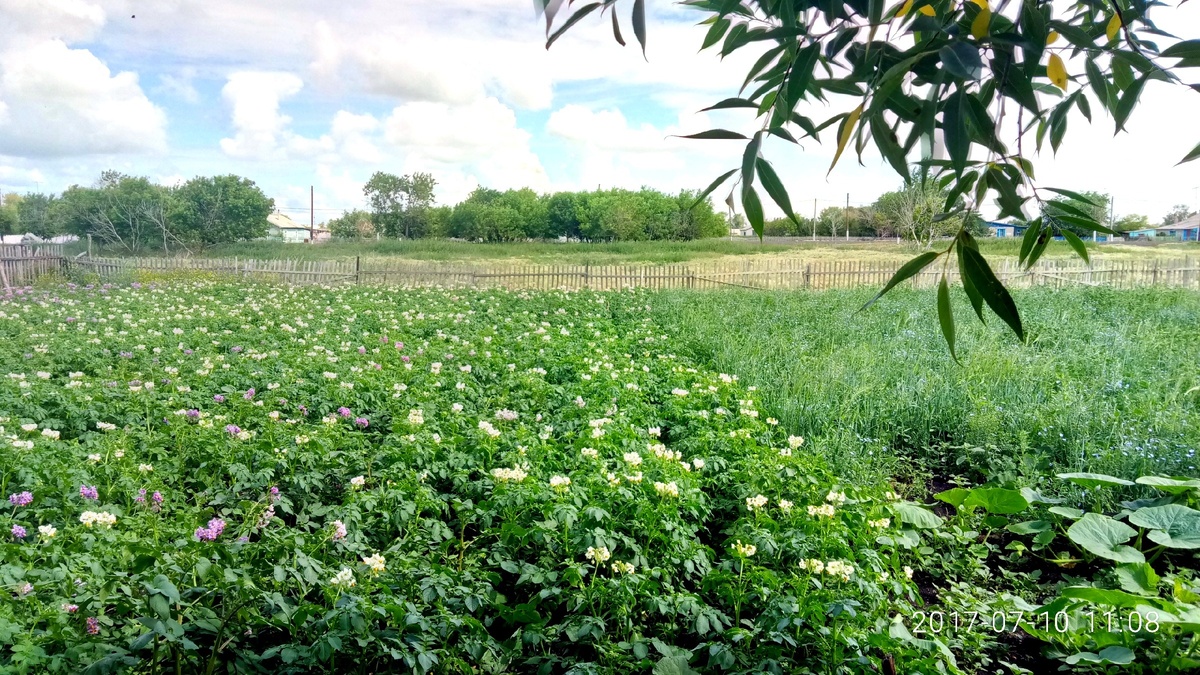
[1,0,1198,224]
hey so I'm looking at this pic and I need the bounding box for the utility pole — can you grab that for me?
[310,186,315,244]
[812,199,817,241]
[846,193,853,240]
[1108,196,1114,242]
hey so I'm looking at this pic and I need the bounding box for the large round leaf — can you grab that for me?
[1067,513,1144,563]
[962,488,1030,514]
[1135,476,1200,495]
[1057,472,1134,488]
[891,501,943,529]
[1128,504,1200,549]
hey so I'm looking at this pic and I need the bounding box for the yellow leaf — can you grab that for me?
[828,104,864,176]
[1106,14,1122,41]
[1047,53,1068,91]
[896,0,914,17]
[918,4,936,16]
[971,7,991,40]
[1046,30,1059,45]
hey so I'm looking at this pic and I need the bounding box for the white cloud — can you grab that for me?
[384,97,549,202]
[219,72,305,159]
[0,39,167,157]
[1,0,106,42]
[157,68,200,103]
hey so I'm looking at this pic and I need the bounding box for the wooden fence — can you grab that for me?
[61,253,1200,292]
[1,244,65,289]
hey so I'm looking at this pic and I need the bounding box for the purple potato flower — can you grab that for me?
[9,491,33,507]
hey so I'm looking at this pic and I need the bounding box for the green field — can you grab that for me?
[2,280,1198,673]
[185,237,1200,266]
[654,287,1200,488]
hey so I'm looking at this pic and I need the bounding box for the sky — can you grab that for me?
[0,0,1198,224]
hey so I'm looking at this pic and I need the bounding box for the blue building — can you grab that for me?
[987,222,1027,238]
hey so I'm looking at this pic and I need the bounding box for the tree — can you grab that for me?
[0,194,21,235]
[1042,191,1110,240]
[540,0,1200,354]
[874,170,962,247]
[57,174,173,253]
[546,192,583,239]
[363,172,438,239]
[17,194,63,238]
[1162,204,1196,226]
[328,209,375,239]
[1114,213,1150,232]
[172,175,274,250]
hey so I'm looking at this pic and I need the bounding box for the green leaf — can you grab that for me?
[739,44,786,95]
[962,488,1030,515]
[611,8,625,46]
[755,158,798,226]
[674,129,749,140]
[870,114,910,178]
[943,89,969,175]
[1057,472,1135,488]
[960,246,1024,341]
[1060,587,1150,609]
[1007,520,1053,535]
[1049,506,1085,520]
[653,655,697,675]
[891,501,943,529]
[1042,187,1101,206]
[1066,513,1145,563]
[784,45,821,107]
[1113,75,1147,133]
[546,3,603,49]
[1065,647,1135,666]
[1135,475,1200,495]
[1084,59,1109,110]
[688,169,737,209]
[698,98,759,112]
[1061,230,1090,264]
[1018,219,1041,266]
[741,133,761,190]
[937,275,956,362]
[701,17,731,51]
[741,185,764,239]
[1178,141,1200,165]
[1162,39,1200,59]
[939,42,984,81]
[1115,563,1161,595]
[935,488,971,508]
[956,231,985,322]
[860,251,940,310]
[1052,214,1117,235]
[1128,504,1200,549]
[631,0,646,57]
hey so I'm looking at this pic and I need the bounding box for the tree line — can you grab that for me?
[330,171,729,242]
[0,171,274,253]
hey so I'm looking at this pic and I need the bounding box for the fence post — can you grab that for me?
[584,263,590,289]
[355,256,361,285]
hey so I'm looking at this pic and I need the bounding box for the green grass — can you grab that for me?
[144,237,1200,265]
[652,287,1200,488]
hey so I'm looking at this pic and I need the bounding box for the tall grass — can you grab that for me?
[153,237,1178,264]
[652,287,1200,488]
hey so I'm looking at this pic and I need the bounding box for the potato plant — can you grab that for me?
[1,281,944,674]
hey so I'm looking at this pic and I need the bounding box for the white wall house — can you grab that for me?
[266,212,330,243]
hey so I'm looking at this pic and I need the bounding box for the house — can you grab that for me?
[0,233,77,245]
[1156,214,1200,241]
[987,222,1027,238]
[266,212,330,243]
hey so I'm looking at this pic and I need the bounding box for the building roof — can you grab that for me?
[267,212,309,230]
[1158,214,1200,230]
